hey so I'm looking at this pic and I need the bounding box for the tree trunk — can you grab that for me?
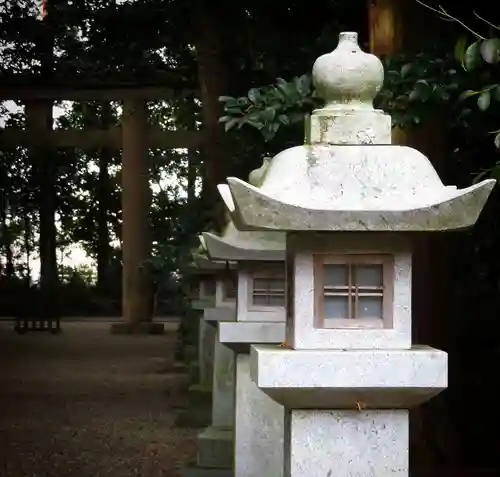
[96,102,113,290]
[186,94,198,224]
[27,100,58,318]
[194,2,231,232]
[25,0,58,318]
[0,189,7,276]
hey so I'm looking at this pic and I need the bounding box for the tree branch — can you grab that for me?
[414,0,487,40]
[473,11,500,31]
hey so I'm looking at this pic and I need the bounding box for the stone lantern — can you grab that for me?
[183,247,238,474]
[189,254,222,311]
[203,191,287,477]
[193,251,237,327]
[189,253,236,388]
[176,252,236,430]
[218,32,495,477]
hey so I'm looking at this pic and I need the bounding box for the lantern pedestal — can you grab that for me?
[204,306,235,327]
[196,331,235,468]
[250,345,447,477]
[219,321,286,477]
[285,409,408,477]
[218,321,284,354]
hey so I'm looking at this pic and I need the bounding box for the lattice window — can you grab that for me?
[223,276,237,301]
[251,274,285,307]
[315,255,393,328]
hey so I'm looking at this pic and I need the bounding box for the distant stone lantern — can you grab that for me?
[203,175,287,477]
[187,252,236,394]
[218,31,495,477]
[192,244,237,326]
[186,249,238,474]
[203,220,286,324]
[189,255,219,311]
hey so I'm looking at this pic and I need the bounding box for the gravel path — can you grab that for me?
[0,321,197,477]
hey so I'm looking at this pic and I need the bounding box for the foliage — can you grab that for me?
[219,75,317,141]
[454,37,500,139]
[219,10,500,156]
[59,263,97,286]
[220,51,470,138]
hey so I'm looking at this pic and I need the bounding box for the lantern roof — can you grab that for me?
[219,32,495,232]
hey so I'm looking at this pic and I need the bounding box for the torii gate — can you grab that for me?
[0,0,201,332]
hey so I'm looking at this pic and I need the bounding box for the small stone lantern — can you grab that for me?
[192,248,237,326]
[186,247,237,473]
[188,252,236,390]
[203,173,287,477]
[218,32,495,477]
[203,219,286,327]
[189,253,226,311]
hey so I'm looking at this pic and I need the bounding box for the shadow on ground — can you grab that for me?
[0,321,197,477]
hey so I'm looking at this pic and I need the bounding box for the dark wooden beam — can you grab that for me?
[0,127,201,149]
[0,86,194,101]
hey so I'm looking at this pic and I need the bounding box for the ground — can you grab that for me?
[0,320,197,477]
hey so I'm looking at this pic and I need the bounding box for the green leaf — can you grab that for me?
[460,90,480,101]
[495,132,500,149]
[473,168,492,184]
[219,96,235,103]
[477,90,491,111]
[224,118,239,132]
[408,90,419,102]
[480,38,500,64]
[386,70,401,84]
[454,37,468,64]
[246,113,265,130]
[400,63,412,78]
[261,123,279,141]
[411,80,432,102]
[223,105,244,114]
[260,107,276,122]
[464,41,482,71]
[294,74,311,95]
[278,114,290,125]
[236,97,251,107]
[248,88,260,103]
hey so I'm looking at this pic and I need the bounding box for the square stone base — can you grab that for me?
[187,384,213,406]
[197,426,233,468]
[174,384,213,428]
[235,354,284,477]
[286,409,408,477]
[109,322,165,335]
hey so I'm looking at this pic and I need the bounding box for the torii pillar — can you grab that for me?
[110,98,164,334]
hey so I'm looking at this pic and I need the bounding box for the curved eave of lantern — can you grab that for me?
[191,243,236,273]
[200,212,285,262]
[224,176,496,232]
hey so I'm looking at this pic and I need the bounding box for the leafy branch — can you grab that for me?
[219,75,318,141]
[219,29,500,150]
[219,52,468,140]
